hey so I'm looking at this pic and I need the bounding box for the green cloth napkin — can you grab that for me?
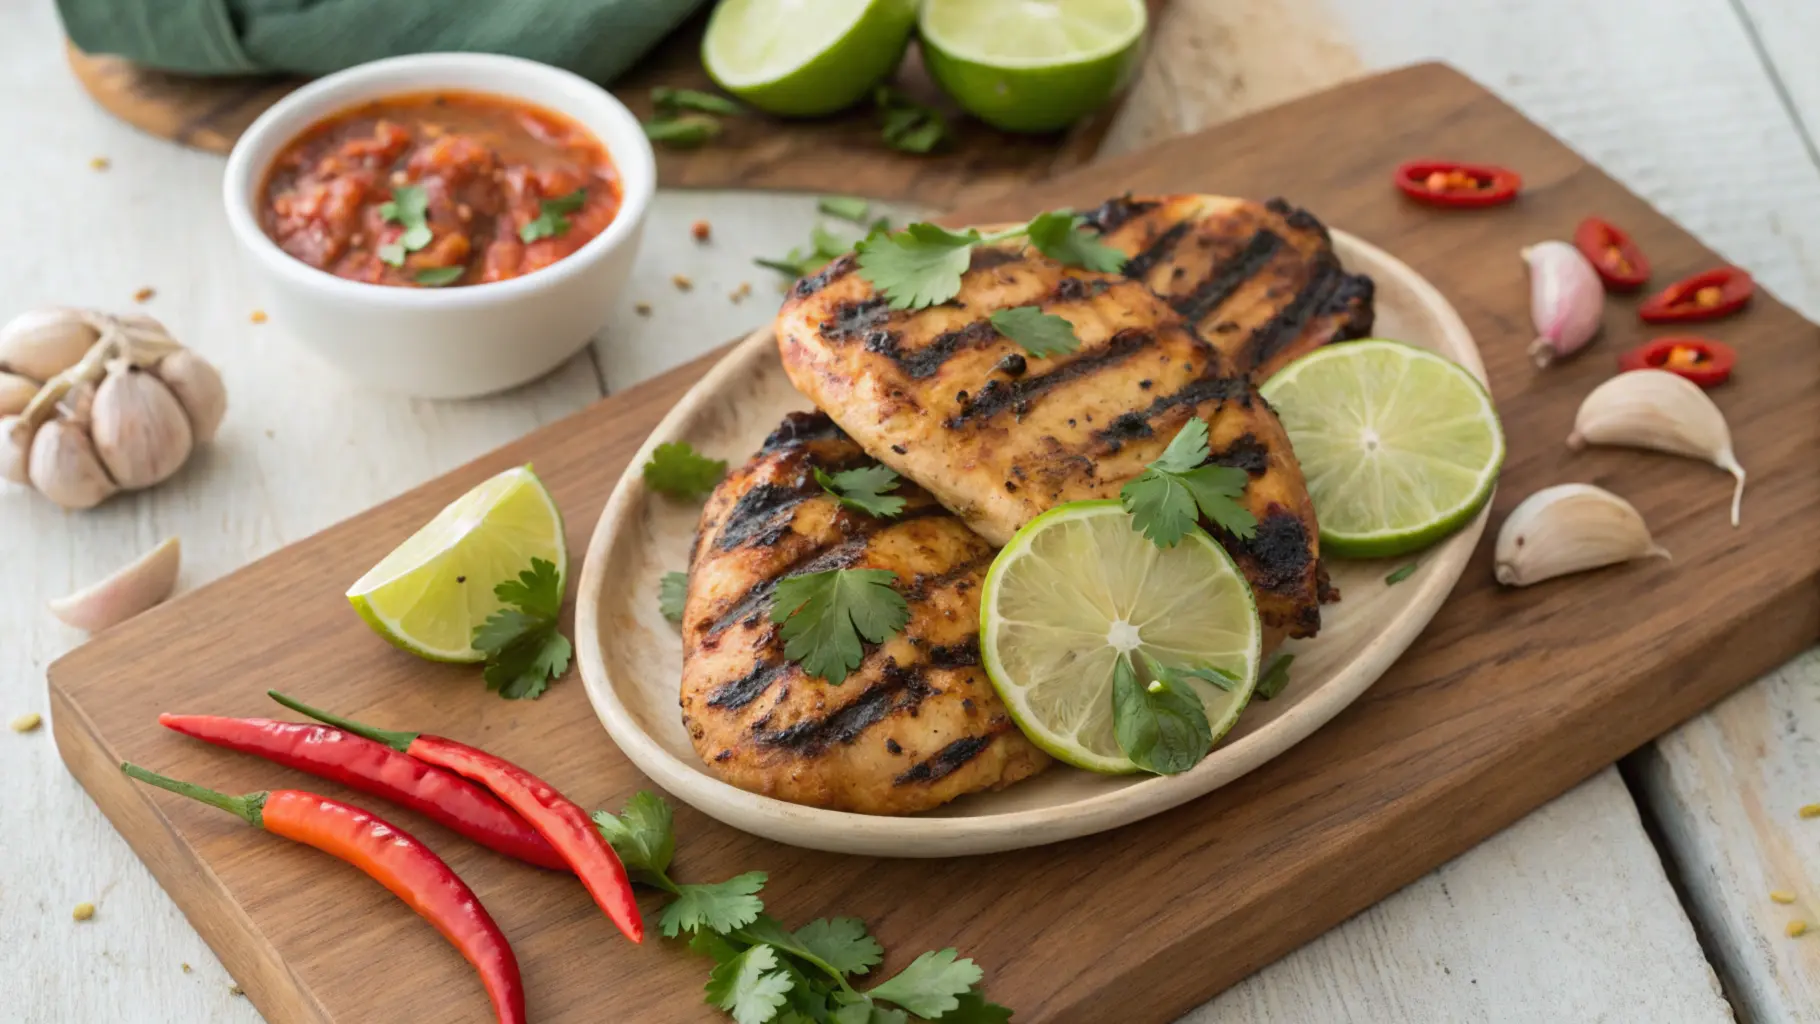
[57,0,707,81]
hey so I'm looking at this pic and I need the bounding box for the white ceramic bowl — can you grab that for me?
[222,54,654,398]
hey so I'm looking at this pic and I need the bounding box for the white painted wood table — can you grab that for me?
[3,0,1817,1020]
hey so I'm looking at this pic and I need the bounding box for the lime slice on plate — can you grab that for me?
[980,500,1262,774]
[1260,339,1505,559]
[347,465,567,662]
[919,0,1147,133]
[703,0,918,117]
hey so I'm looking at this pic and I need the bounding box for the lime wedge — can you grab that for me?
[703,0,918,117]
[980,500,1262,774]
[347,466,567,663]
[919,0,1146,133]
[1260,339,1505,559]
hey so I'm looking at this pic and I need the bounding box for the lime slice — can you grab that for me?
[919,0,1146,133]
[347,465,567,663]
[980,500,1262,774]
[1260,339,1505,559]
[703,0,918,117]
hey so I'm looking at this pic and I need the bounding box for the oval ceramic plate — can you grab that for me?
[577,230,1489,857]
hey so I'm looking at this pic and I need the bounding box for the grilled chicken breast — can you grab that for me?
[679,412,1049,814]
[1085,194,1374,382]
[776,239,1327,644]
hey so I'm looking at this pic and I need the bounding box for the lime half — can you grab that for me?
[348,465,567,662]
[980,501,1262,774]
[703,0,918,117]
[1261,339,1505,559]
[919,0,1146,133]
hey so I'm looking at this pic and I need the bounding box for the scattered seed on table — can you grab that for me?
[229,985,244,997]
[11,713,41,732]
[132,287,155,303]
[728,281,753,304]
[1772,890,1797,904]
[250,310,268,324]
[90,156,110,171]
[72,902,95,921]
[690,219,711,242]
[671,274,693,292]
[1800,804,1820,819]
[181,963,192,973]
[634,302,652,317]
[1788,920,1809,938]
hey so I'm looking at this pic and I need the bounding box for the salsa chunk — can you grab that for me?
[262,91,622,288]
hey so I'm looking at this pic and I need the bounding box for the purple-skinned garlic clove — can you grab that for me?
[1523,240,1604,367]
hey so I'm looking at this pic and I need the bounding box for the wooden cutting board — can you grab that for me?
[49,63,1820,1023]
[63,2,1166,208]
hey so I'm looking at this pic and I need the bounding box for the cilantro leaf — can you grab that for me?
[770,568,909,684]
[792,917,884,976]
[662,872,769,938]
[815,465,905,518]
[1119,418,1257,547]
[1114,654,1214,775]
[705,944,794,1024]
[988,306,1080,358]
[469,557,570,700]
[471,608,543,654]
[865,949,983,1018]
[591,790,675,879]
[377,242,407,267]
[876,87,952,154]
[414,266,464,287]
[494,558,564,620]
[830,1004,874,1024]
[1164,662,1240,693]
[933,989,1014,1023]
[653,86,745,117]
[867,1009,910,1024]
[855,223,981,310]
[644,441,727,499]
[479,630,570,700]
[756,222,860,279]
[818,196,871,223]
[644,113,722,147]
[519,188,589,243]
[1385,563,1418,585]
[1025,210,1127,273]
[378,185,433,266]
[660,571,689,623]
[1255,653,1294,701]
[691,929,747,965]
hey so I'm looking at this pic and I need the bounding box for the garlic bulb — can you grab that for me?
[1568,369,1745,526]
[1524,241,1604,367]
[1495,483,1669,587]
[0,306,226,510]
[28,418,118,510]
[90,362,193,489]
[0,308,100,381]
[49,537,181,633]
[152,350,227,444]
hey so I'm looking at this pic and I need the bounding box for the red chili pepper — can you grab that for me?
[268,691,643,944]
[121,763,525,1024]
[1618,336,1736,388]
[1573,217,1651,290]
[1393,160,1522,208]
[159,714,569,871]
[1638,267,1753,323]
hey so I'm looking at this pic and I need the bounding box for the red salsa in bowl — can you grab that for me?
[261,90,622,288]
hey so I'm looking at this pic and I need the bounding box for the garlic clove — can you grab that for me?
[90,361,194,490]
[0,415,32,486]
[0,308,102,381]
[49,537,181,633]
[0,370,36,417]
[28,418,119,509]
[1567,369,1746,527]
[1523,241,1605,367]
[151,350,227,444]
[58,379,97,426]
[1495,483,1669,587]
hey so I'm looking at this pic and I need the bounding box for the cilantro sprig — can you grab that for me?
[876,87,953,154]
[771,568,909,684]
[1118,417,1258,548]
[987,307,1079,358]
[644,442,727,500]
[377,185,432,267]
[519,188,588,243]
[1255,653,1295,701]
[757,218,890,280]
[470,558,572,700]
[594,792,1009,1023]
[855,210,1126,310]
[815,464,906,518]
[1110,653,1215,775]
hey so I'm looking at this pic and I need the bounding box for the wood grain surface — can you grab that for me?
[46,63,1820,1024]
[62,2,1165,208]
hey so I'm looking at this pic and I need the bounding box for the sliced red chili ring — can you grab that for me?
[1638,267,1753,323]
[1393,160,1522,208]
[1573,217,1650,290]
[1618,336,1735,388]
